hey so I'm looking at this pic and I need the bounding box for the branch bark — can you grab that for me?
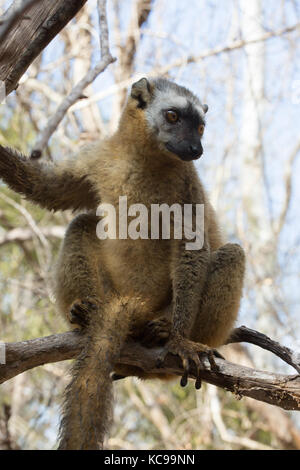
[0,0,88,96]
[1,327,299,411]
[0,0,42,43]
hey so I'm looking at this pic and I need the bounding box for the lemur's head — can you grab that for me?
[130,77,208,162]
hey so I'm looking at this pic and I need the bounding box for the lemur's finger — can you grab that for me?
[212,349,225,360]
[180,370,189,388]
[207,350,219,371]
[156,351,167,368]
[191,353,202,390]
[180,356,190,387]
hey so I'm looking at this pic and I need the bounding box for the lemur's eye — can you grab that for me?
[198,124,205,136]
[165,110,179,124]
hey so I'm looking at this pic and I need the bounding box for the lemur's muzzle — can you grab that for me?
[166,140,203,161]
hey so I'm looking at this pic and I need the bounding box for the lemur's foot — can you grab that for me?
[69,297,99,328]
[141,317,172,347]
[156,334,224,390]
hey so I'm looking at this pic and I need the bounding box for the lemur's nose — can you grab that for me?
[189,143,203,157]
[190,144,198,153]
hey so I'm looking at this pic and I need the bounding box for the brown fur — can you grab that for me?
[0,79,245,449]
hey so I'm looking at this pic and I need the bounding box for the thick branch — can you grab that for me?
[1,328,299,411]
[0,0,88,96]
[0,0,42,43]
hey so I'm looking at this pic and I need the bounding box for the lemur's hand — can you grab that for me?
[157,333,223,389]
[68,297,100,329]
[141,316,172,347]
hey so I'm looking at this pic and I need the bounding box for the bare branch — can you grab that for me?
[0,225,64,247]
[32,0,116,155]
[0,0,42,43]
[1,328,300,411]
[97,0,111,59]
[227,326,300,374]
[0,0,88,96]
[110,0,152,127]
[71,22,300,114]
[157,23,300,76]
[31,58,115,155]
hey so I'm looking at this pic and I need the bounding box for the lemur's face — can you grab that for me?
[147,94,206,161]
[131,78,208,162]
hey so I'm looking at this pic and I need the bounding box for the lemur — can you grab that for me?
[0,77,245,449]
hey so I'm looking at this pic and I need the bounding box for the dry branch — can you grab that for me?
[71,22,300,113]
[0,0,88,96]
[1,327,300,411]
[0,225,64,246]
[157,23,300,76]
[31,0,115,155]
[0,0,42,43]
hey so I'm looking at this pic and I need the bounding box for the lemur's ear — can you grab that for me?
[131,78,153,109]
[202,104,209,114]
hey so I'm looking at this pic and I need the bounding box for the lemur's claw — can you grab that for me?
[160,334,222,389]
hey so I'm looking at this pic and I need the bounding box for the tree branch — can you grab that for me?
[0,0,88,96]
[157,23,300,76]
[227,326,300,374]
[69,22,300,114]
[1,327,299,411]
[0,225,64,247]
[31,0,116,155]
[0,0,42,43]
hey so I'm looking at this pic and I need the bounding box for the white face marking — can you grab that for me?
[143,83,206,159]
[145,90,189,127]
[140,79,206,160]
[155,92,189,110]
[145,87,205,131]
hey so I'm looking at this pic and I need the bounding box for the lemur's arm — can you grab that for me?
[158,188,218,389]
[0,145,99,211]
[170,179,210,338]
[171,238,210,338]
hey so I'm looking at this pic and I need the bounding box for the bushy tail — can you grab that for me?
[58,296,134,450]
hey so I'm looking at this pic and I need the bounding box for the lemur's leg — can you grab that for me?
[190,243,245,347]
[54,213,107,326]
[123,244,245,385]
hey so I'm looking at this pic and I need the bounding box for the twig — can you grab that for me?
[97,0,111,59]
[0,225,64,247]
[32,0,116,155]
[157,23,300,76]
[1,328,300,411]
[70,22,300,113]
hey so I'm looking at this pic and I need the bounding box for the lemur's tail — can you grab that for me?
[58,296,134,450]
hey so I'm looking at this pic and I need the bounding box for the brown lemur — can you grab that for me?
[0,77,245,449]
